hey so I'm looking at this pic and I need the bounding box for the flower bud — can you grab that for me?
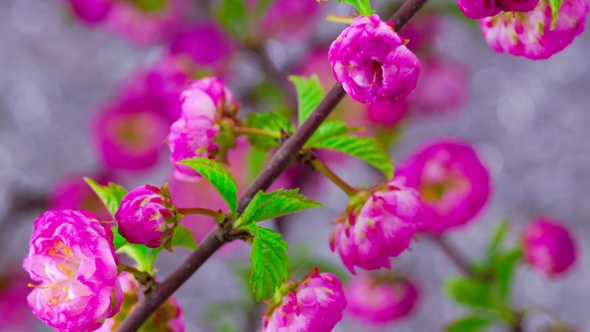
[480,0,588,59]
[366,100,409,127]
[456,0,539,19]
[23,210,122,332]
[168,83,220,181]
[346,275,419,324]
[330,180,423,273]
[188,77,239,114]
[115,185,179,248]
[96,272,185,331]
[262,268,346,331]
[328,14,421,104]
[395,140,491,235]
[522,218,577,276]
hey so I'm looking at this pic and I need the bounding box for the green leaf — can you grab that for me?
[84,178,127,217]
[239,189,322,226]
[249,226,290,300]
[117,243,151,272]
[214,0,247,39]
[248,148,268,182]
[245,112,293,149]
[306,119,363,146]
[443,277,497,310]
[111,227,127,250]
[491,248,522,300]
[178,158,238,218]
[336,0,376,15]
[549,0,562,29]
[288,75,324,126]
[486,219,509,259]
[307,135,393,179]
[446,316,494,332]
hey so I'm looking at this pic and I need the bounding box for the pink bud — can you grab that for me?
[262,268,347,332]
[346,275,419,324]
[23,210,122,332]
[187,77,239,113]
[167,83,221,181]
[480,0,588,59]
[115,185,178,248]
[331,180,423,273]
[329,15,421,104]
[522,218,577,276]
[395,140,492,235]
[456,0,539,19]
[366,100,409,127]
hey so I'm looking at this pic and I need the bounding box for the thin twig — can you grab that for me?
[116,1,430,329]
[431,236,475,278]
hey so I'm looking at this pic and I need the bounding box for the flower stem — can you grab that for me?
[118,264,153,284]
[177,208,226,222]
[233,126,281,138]
[309,157,358,196]
[431,236,475,278]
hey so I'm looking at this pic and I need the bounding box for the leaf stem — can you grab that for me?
[309,156,358,196]
[118,263,153,284]
[233,126,281,138]
[177,207,226,221]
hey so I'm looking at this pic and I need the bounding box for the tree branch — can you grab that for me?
[116,1,430,329]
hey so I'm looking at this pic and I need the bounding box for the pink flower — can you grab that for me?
[49,173,113,221]
[23,210,122,332]
[169,21,234,66]
[522,218,577,276]
[262,268,346,332]
[330,180,423,273]
[395,140,492,235]
[407,58,468,115]
[480,0,588,59]
[0,270,36,331]
[115,185,179,248]
[92,106,170,171]
[167,82,221,181]
[328,15,421,104]
[188,77,239,113]
[105,0,189,45]
[345,275,419,324]
[457,0,538,19]
[259,0,322,40]
[366,100,409,127]
[96,272,185,331]
[63,0,113,23]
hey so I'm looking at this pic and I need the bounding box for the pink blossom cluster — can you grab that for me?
[262,268,346,332]
[331,179,423,273]
[23,210,122,331]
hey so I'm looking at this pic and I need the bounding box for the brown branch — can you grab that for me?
[115,0,429,330]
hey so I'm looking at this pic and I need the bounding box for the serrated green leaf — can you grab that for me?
[336,0,376,15]
[306,119,363,146]
[249,226,290,300]
[214,0,247,39]
[492,248,521,300]
[446,316,494,332]
[178,158,238,217]
[443,277,497,309]
[549,0,562,29]
[111,227,127,250]
[307,135,393,179]
[84,178,127,217]
[245,112,293,149]
[239,189,322,226]
[117,243,151,272]
[289,75,324,126]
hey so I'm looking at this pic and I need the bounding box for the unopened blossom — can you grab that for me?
[63,0,113,23]
[522,218,577,276]
[480,0,588,59]
[395,140,491,235]
[407,58,468,115]
[262,268,346,332]
[115,185,179,248]
[457,0,538,19]
[188,77,239,114]
[96,272,185,331]
[329,14,421,104]
[168,83,221,181]
[366,100,409,127]
[346,275,419,324]
[331,180,423,273]
[92,107,170,171]
[23,210,122,332]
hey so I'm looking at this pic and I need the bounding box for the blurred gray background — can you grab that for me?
[0,0,588,331]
